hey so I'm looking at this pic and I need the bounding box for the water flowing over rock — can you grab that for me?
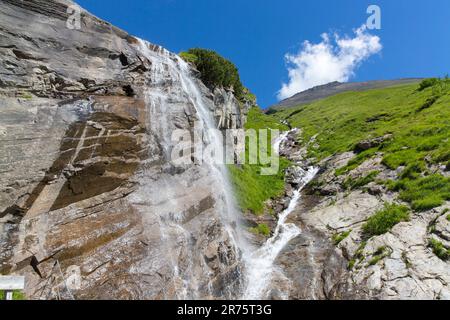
[289,144,450,299]
[3,0,444,302]
[242,160,318,299]
[246,129,362,300]
[0,0,249,299]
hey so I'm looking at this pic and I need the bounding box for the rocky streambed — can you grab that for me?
[272,129,450,300]
[245,125,449,300]
[244,129,364,300]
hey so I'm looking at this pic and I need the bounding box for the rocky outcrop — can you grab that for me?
[262,130,365,300]
[278,129,450,300]
[0,0,249,299]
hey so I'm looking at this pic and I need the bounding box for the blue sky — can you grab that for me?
[75,0,450,108]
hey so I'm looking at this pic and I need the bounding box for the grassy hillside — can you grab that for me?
[271,79,450,212]
[228,107,290,215]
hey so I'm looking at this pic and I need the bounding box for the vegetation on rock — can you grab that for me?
[368,246,390,266]
[392,174,450,212]
[249,223,271,237]
[343,171,379,190]
[180,48,254,103]
[332,230,351,245]
[362,203,410,237]
[429,238,450,261]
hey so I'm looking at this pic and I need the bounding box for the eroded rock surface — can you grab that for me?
[0,0,249,299]
[279,130,450,300]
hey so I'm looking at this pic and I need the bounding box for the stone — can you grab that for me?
[0,0,249,300]
[354,134,393,153]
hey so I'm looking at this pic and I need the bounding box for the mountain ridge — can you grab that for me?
[269,78,423,111]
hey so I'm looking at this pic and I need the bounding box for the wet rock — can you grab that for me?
[0,0,249,300]
[288,143,450,299]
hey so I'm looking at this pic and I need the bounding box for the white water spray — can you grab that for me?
[133,39,247,298]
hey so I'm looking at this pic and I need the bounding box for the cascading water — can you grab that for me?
[242,130,318,300]
[130,39,315,300]
[176,60,246,244]
[131,39,247,299]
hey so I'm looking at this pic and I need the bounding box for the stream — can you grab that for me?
[242,130,319,299]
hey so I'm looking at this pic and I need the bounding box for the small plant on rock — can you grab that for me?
[428,238,450,261]
[332,230,351,245]
[362,203,410,237]
[249,223,271,237]
[368,246,390,266]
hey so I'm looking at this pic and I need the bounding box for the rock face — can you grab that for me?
[264,130,365,300]
[0,0,249,299]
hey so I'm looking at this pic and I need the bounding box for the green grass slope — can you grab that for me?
[271,79,450,212]
[228,107,290,215]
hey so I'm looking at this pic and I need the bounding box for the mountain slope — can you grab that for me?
[270,79,422,110]
[258,79,450,299]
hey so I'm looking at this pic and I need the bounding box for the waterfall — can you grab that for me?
[176,59,245,244]
[242,131,318,300]
[130,39,246,299]
[130,39,314,300]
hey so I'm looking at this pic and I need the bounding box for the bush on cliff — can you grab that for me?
[418,78,439,91]
[180,48,246,102]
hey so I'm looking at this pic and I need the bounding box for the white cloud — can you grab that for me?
[277,25,382,100]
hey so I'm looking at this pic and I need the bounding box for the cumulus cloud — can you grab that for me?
[277,25,382,100]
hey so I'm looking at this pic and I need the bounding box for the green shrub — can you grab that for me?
[381,149,419,170]
[332,230,351,245]
[398,174,450,212]
[348,241,367,270]
[418,78,439,91]
[368,255,383,266]
[433,148,450,163]
[179,48,245,101]
[399,162,425,180]
[179,52,198,64]
[250,223,271,237]
[429,238,450,261]
[412,196,444,211]
[431,76,450,96]
[265,108,279,115]
[368,246,389,266]
[363,203,410,237]
[348,259,356,270]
